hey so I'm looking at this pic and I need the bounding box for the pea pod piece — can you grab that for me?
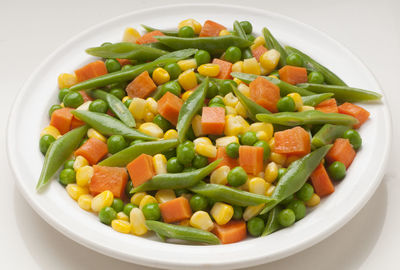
[232,84,270,122]
[131,159,221,193]
[285,46,347,86]
[256,110,358,126]
[311,124,350,149]
[36,125,88,191]
[301,93,334,107]
[233,20,252,59]
[297,83,382,102]
[88,89,136,128]
[189,182,276,207]
[71,110,156,141]
[262,27,287,67]
[261,205,283,236]
[260,145,332,215]
[177,77,208,142]
[141,24,179,36]
[99,139,179,167]
[146,220,220,245]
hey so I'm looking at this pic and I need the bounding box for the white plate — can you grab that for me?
[7,4,391,270]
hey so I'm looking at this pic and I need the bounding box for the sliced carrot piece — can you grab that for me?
[212,220,247,244]
[310,163,335,197]
[50,107,73,135]
[212,58,233,80]
[89,165,128,198]
[279,65,308,85]
[136,30,164,44]
[274,126,311,156]
[199,20,226,37]
[249,76,280,113]
[74,60,108,82]
[338,102,370,129]
[126,71,157,98]
[159,197,192,223]
[209,147,239,169]
[116,58,132,66]
[315,98,338,113]
[251,45,268,61]
[201,107,226,135]
[74,138,108,165]
[325,138,356,168]
[126,153,155,187]
[239,146,264,175]
[157,91,183,126]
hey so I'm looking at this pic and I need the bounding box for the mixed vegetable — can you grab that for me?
[37,18,381,245]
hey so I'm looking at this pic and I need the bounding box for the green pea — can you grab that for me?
[64,159,75,169]
[296,183,314,201]
[192,154,208,169]
[125,180,133,197]
[105,58,121,73]
[224,46,242,63]
[208,102,226,111]
[343,129,362,150]
[175,188,189,197]
[178,25,195,38]
[195,50,211,66]
[280,194,294,206]
[241,131,258,146]
[227,166,248,187]
[308,71,325,84]
[190,194,209,212]
[142,203,161,221]
[58,88,70,102]
[63,91,84,108]
[162,148,176,160]
[232,205,243,220]
[153,114,173,132]
[240,21,253,34]
[99,206,117,225]
[219,80,237,96]
[277,167,287,180]
[123,203,137,216]
[167,157,184,173]
[253,140,271,160]
[226,142,240,158]
[164,63,181,80]
[112,198,124,212]
[246,34,256,42]
[124,98,132,108]
[277,96,296,112]
[39,134,56,155]
[121,64,134,71]
[328,161,346,181]
[209,96,224,106]
[59,168,76,185]
[109,88,126,100]
[286,53,304,67]
[107,135,128,154]
[161,81,181,97]
[48,104,62,117]
[182,140,195,149]
[287,199,306,221]
[278,209,296,227]
[247,217,265,237]
[89,99,108,113]
[130,139,145,146]
[177,144,195,166]
[206,81,219,99]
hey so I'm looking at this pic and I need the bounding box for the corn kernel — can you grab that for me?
[306,193,320,207]
[232,61,244,73]
[76,101,92,111]
[193,137,212,146]
[91,190,114,212]
[270,152,287,166]
[123,27,141,43]
[195,143,217,158]
[235,102,247,118]
[287,93,303,111]
[73,155,89,171]
[259,64,269,76]
[87,128,106,143]
[215,136,239,147]
[243,58,261,75]
[235,116,250,132]
[249,122,273,140]
[237,83,250,97]
[152,67,170,85]
[223,93,238,107]
[163,129,178,140]
[243,203,265,221]
[139,195,158,209]
[181,90,193,101]
[178,69,198,91]
[255,131,268,141]
[259,49,280,73]
[117,211,129,221]
[179,219,191,226]
[129,97,146,120]
[219,29,231,36]
[144,111,155,122]
[177,59,197,71]
[130,208,148,235]
[265,162,279,183]
[190,211,214,231]
[268,137,275,151]
[251,36,266,50]
[211,202,234,225]
[285,155,301,167]
[299,105,315,112]
[198,64,220,77]
[224,115,244,136]
[76,165,94,187]
[145,97,158,114]
[265,185,275,196]
[191,114,204,137]
[178,19,202,34]
[112,219,131,234]
[122,96,130,103]
[40,125,61,139]
[155,189,176,203]
[60,102,65,108]
[58,73,77,89]
[225,106,236,115]
[138,122,164,138]
[248,177,269,195]
[77,194,93,211]
[153,154,167,175]
[233,78,242,85]
[131,192,147,206]
[210,165,230,185]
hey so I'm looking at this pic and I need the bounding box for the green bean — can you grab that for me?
[233,20,252,59]
[311,124,350,149]
[261,205,283,236]
[141,24,179,36]
[36,125,88,191]
[146,220,220,245]
[262,27,287,67]
[301,93,334,107]
[232,85,270,121]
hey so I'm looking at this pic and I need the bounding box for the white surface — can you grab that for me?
[1,0,399,269]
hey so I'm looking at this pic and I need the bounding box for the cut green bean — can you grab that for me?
[311,124,350,149]
[261,205,283,236]
[302,93,334,107]
[141,25,179,36]
[262,27,287,67]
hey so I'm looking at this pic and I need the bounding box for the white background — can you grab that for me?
[1,0,399,269]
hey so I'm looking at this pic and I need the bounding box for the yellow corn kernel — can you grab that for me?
[236,116,250,132]
[249,122,273,140]
[129,97,146,120]
[235,102,247,118]
[239,177,251,191]
[73,155,89,171]
[130,208,148,236]
[191,114,204,137]
[250,36,266,50]
[178,69,198,91]
[259,64,269,76]
[195,143,217,158]
[145,97,158,114]
[306,193,321,207]
[179,219,191,226]
[178,19,202,34]
[285,155,301,167]
[265,185,275,196]
[232,61,244,73]
[139,195,158,209]
[60,102,65,108]
[122,96,130,103]
[152,67,170,85]
[265,162,279,183]
[181,90,193,101]
[111,219,131,234]
[177,59,197,71]
[225,106,236,115]
[210,202,234,225]
[76,101,92,111]
[77,194,93,211]
[287,93,303,110]
[198,64,220,77]
[131,192,147,206]
[215,136,239,147]
[219,29,231,36]
[259,49,280,73]
[237,83,250,97]
[223,93,238,107]
[224,115,244,136]
[40,125,61,139]
[299,105,315,112]
[248,177,270,195]
[268,137,275,151]
[139,122,163,138]
[144,112,155,122]
[233,78,242,85]
[58,73,77,89]
[193,137,212,146]
[190,211,214,231]
[153,154,167,175]
[87,128,106,143]
[210,165,230,185]
[243,203,265,221]
[155,189,176,204]
[76,165,94,187]
[243,58,261,75]
[117,211,129,221]
[255,131,268,141]
[269,75,279,80]
[270,152,287,166]
[123,27,141,43]
[163,129,178,140]
[91,190,114,212]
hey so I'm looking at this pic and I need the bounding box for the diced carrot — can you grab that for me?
[199,20,226,37]
[70,116,85,129]
[74,60,108,82]
[136,30,164,44]
[251,45,268,61]
[126,71,157,98]
[338,102,370,129]
[325,138,356,168]
[209,147,239,169]
[212,220,247,244]
[157,91,183,125]
[201,107,225,135]
[310,163,335,197]
[239,146,264,175]
[274,126,311,156]
[212,58,233,80]
[249,76,280,112]
[74,138,108,165]
[79,90,93,102]
[315,98,338,113]
[159,197,192,223]
[126,153,155,187]
[89,165,128,198]
[50,107,73,135]
[279,65,308,85]
[116,58,132,66]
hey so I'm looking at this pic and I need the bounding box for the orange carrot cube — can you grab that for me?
[251,46,268,61]
[212,58,233,80]
[212,220,247,244]
[89,165,128,198]
[274,126,311,156]
[338,102,370,129]
[199,20,226,37]
[74,138,108,165]
[159,197,192,223]
[239,146,264,175]
[315,98,338,113]
[136,30,165,44]
[126,71,157,98]
[157,91,183,126]
[325,138,356,168]
[75,60,108,82]
[249,76,280,112]
[50,107,73,135]
[201,107,225,135]
[126,153,155,187]
[310,163,335,197]
[279,65,308,85]
[209,147,239,169]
